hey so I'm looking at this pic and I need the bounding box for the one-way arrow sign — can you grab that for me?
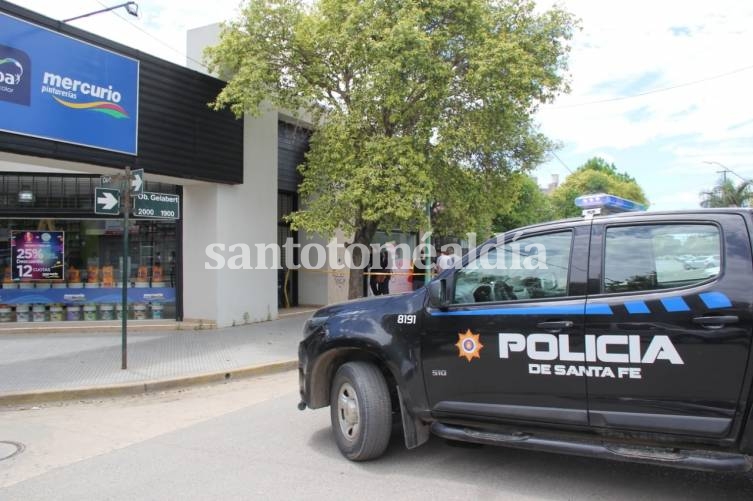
[99,192,118,209]
[131,168,144,193]
[95,187,121,215]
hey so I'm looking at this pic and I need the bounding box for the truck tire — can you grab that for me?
[330,361,392,461]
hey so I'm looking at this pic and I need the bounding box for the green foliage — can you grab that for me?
[577,157,638,184]
[206,0,577,296]
[493,174,553,232]
[550,157,649,219]
[700,179,753,208]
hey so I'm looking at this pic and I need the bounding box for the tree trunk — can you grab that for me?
[347,222,377,299]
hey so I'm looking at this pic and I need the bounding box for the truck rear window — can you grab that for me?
[604,224,720,293]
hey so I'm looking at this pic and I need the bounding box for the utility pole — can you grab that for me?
[705,160,733,183]
[717,169,729,183]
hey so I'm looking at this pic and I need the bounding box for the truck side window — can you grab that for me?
[453,232,572,304]
[603,224,721,293]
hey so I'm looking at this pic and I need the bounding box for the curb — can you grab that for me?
[0,321,211,335]
[278,308,319,318]
[0,308,317,335]
[0,359,298,407]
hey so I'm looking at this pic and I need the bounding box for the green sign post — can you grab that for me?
[120,167,132,370]
[92,169,180,369]
[92,167,142,370]
[132,192,180,219]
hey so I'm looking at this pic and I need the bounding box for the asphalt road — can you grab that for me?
[1,372,752,500]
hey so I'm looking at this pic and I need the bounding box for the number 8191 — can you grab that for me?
[397,314,417,325]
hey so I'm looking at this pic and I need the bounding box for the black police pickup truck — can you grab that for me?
[298,208,753,472]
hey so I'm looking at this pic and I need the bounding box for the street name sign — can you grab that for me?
[132,192,180,219]
[94,187,121,215]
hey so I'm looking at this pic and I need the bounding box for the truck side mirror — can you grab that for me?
[427,278,450,311]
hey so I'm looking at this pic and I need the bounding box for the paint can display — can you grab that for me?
[151,303,164,319]
[133,303,147,320]
[50,304,65,321]
[32,304,47,322]
[83,304,98,321]
[0,305,12,323]
[99,304,115,320]
[66,305,82,321]
[16,304,30,322]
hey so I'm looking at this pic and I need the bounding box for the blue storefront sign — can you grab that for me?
[0,12,139,154]
[0,287,176,305]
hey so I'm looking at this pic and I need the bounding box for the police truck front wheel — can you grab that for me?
[330,362,392,461]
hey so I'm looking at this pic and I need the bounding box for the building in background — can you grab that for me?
[543,174,560,195]
[0,2,343,327]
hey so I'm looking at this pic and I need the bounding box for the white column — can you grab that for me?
[182,110,279,326]
[182,183,221,322]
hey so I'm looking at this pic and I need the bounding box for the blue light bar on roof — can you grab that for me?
[574,193,646,212]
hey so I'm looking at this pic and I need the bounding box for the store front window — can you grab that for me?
[0,173,180,323]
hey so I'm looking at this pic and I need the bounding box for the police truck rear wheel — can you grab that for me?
[330,362,392,461]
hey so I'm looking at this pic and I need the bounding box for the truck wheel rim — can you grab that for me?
[337,382,360,441]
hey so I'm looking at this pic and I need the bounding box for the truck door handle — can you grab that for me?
[692,315,738,328]
[536,321,574,331]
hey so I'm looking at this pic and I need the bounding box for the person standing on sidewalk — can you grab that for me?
[435,248,458,274]
[411,250,429,290]
[370,249,391,296]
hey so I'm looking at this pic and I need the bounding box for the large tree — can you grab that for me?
[550,157,649,219]
[207,0,577,298]
[493,173,553,232]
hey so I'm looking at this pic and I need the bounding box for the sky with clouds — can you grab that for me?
[15,0,753,211]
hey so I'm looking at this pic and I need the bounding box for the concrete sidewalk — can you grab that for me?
[0,309,314,406]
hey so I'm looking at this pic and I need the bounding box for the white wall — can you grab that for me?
[297,230,328,306]
[186,24,221,75]
[184,23,278,326]
[182,184,220,321]
[182,110,279,326]
[218,110,279,324]
[184,23,338,323]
